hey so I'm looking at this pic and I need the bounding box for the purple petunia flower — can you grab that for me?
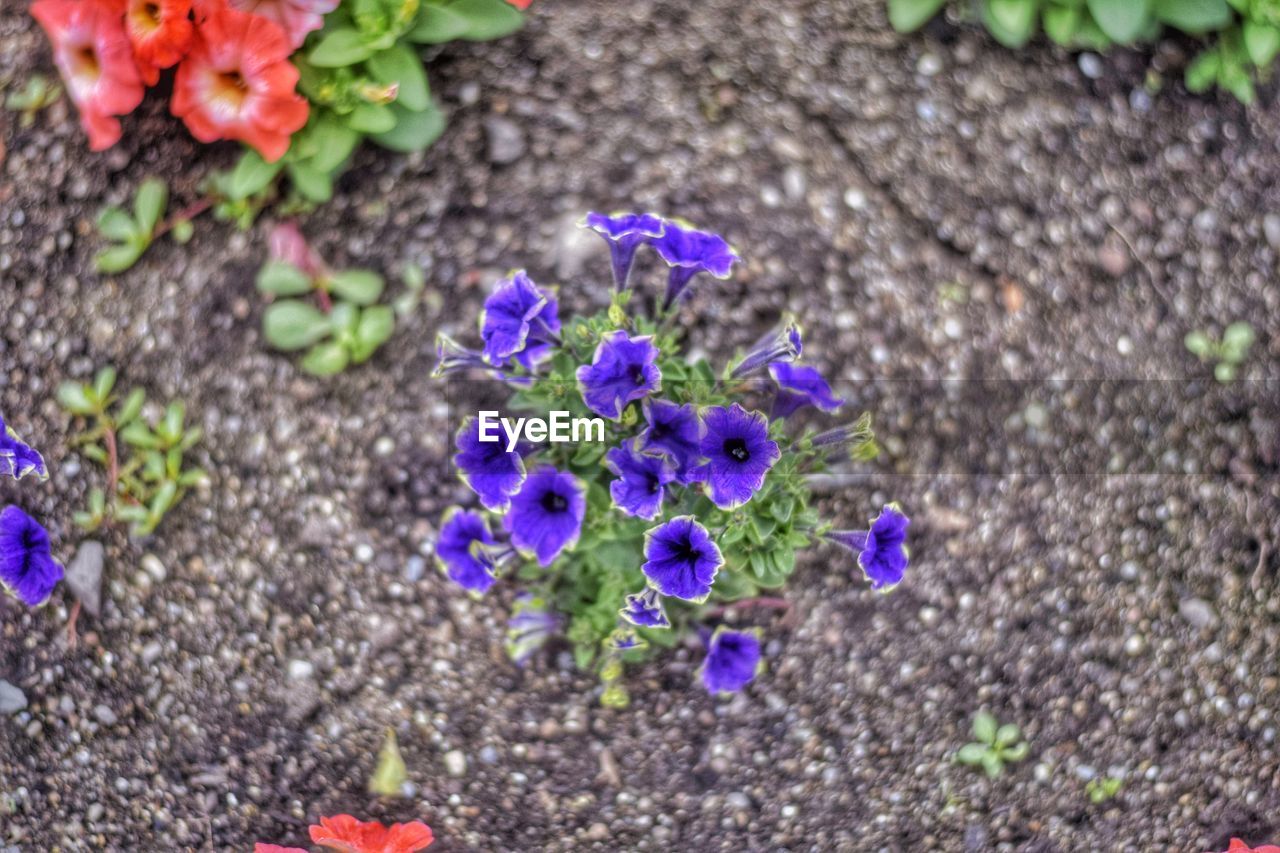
[506,593,561,665]
[640,399,702,484]
[0,505,63,607]
[729,319,803,379]
[608,626,648,652]
[620,587,670,629]
[581,212,665,291]
[769,363,845,419]
[650,220,739,309]
[690,403,780,510]
[480,271,561,371]
[435,508,501,594]
[700,627,762,694]
[641,515,722,602]
[576,331,662,420]
[1,417,47,481]
[604,440,677,521]
[504,467,586,566]
[826,504,910,591]
[453,416,530,512]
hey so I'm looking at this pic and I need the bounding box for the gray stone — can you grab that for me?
[65,540,104,616]
[484,117,525,165]
[1179,597,1218,630]
[0,680,27,714]
[1264,213,1280,250]
[443,749,467,777]
[93,704,118,726]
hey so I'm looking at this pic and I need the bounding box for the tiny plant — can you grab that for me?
[1185,321,1255,382]
[955,711,1029,778]
[1086,775,1124,803]
[58,366,206,537]
[95,177,210,273]
[257,224,403,376]
[367,728,409,798]
[4,74,61,128]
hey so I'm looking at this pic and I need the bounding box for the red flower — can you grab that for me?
[170,0,308,162]
[1222,840,1280,853]
[31,0,145,151]
[124,0,194,85]
[229,0,338,49]
[309,815,434,853]
[505,0,531,7]
[254,846,307,853]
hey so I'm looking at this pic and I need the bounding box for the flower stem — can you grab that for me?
[152,197,214,239]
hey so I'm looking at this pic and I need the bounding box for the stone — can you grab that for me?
[0,680,27,714]
[65,540,104,616]
[484,117,525,165]
[443,749,467,777]
[1179,597,1218,630]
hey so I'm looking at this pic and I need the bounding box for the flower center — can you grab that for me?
[723,437,749,462]
[214,69,250,107]
[540,491,568,513]
[71,45,100,81]
[631,367,647,386]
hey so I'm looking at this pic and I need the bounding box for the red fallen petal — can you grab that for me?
[309,815,434,853]
[254,845,308,853]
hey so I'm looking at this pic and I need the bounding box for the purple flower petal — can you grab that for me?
[480,271,561,371]
[453,416,529,512]
[649,220,739,309]
[0,505,62,607]
[506,593,561,665]
[504,467,586,566]
[690,403,780,510]
[639,399,702,485]
[435,508,499,594]
[576,331,662,420]
[642,515,722,602]
[0,416,47,481]
[581,212,665,291]
[605,440,677,521]
[701,627,761,694]
[620,587,670,629]
[827,504,910,591]
[769,362,845,419]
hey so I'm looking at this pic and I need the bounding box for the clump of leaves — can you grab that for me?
[58,366,206,537]
[95,178,206,273]
[5,74,62,127]
[1185,321,1255,382]
[1086,776,1124,803]
[257,224,401,376]
[955,711,1029,778]
[888,0,1267,103]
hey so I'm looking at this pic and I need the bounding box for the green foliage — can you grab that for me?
[1086,775,1124,803]
[218,0,522,208]
[1184,321,1255,382]
[257,253,406,376]
[5,74,62,128]
[95,178,169,273]
[955,712,1029,778]
[58,366,206,537]
[887,0,1270,103]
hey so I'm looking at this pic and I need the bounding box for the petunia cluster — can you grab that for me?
[0,415,64,608]
[431,213,909,705]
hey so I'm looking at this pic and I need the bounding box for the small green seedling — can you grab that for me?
[94,177,203,273]
[59,366,206,537]
[5,74,62,127]
[1185,321,1255,382]
[955,711,1028,778]
[367,728,408,798]
[1086,776,1123,804]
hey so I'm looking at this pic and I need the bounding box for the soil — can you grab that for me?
[3,0,1280,850]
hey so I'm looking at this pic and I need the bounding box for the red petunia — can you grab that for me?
[229,0,338,49]
[170,0,308,162]
[124,0,194,85]
[504,0,531,7]
[1221,840,1280,853]
[31,0,145,151]
[254,845,307,853]
[309,814,434,853]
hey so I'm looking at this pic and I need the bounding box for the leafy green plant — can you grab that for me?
[216,0,523,209]
[94,178,209,273]
[1086,775,1124,803]
[4,74,61,128]
[58,366,206,537]
[955,711,1029,778]
[888,0,1268,103]
[1185,321,1255,382]
[256,225,405,376]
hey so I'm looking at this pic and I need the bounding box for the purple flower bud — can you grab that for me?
[581,212,665,291]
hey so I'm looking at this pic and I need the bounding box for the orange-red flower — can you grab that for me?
[31,0,145,151]
[505,0,531,7]
[229,0,337,49]
[254,845,306,853]
[308,814,434,853]
[124,0,194,84]
[1221,840,1280,853]
[170,0,307,162]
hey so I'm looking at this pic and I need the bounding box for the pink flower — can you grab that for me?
[229,0,337,49]
[1220,840,1280,853]
[254,846,307,853]
[31,0,146,151]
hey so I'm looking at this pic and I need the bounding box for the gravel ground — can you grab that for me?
[3,0,1280,850]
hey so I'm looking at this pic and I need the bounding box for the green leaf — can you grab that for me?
[301,340,351,376]
[57,382,96,415]
[368,44,431,111]
[96,242,145,273]
[368,728,408,797]
[347,102,398,134]
[328,300,361,334]
[1153,0,1230,33]
[983,0,1040,48]
[306,120,361,173]
[1215,361,1238,382]
[972,711,998,743]
[407,4,472,42]
[1219,59,1256,103]
[1001,741,1030,762]
[1243,21,1280,66]
[1086,0,1152,43]
[447,0,524,40]
[171,218,194,244]
[372,103,447,152]
[133,178,167,234]
[956,743,989,765]
[351,305,395,363]
[286,162,334,203]
[97,207,139,242]
[1221,321,1255,358]
[120,421,160,449]
[309,27,374,66]
[150,480,178,518]
[257,260,315,296]
[160,402,185,443]
[229,150,283,200]
[888,0,947,31]
[263,300,332,351]
[116,388,146,426]
[1184,49,1221,91]
[1042,4,1082,44]
[326,269,385,305]
[981,752,1004,778]
[92,366,117,402]
[995,723,1022,746]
